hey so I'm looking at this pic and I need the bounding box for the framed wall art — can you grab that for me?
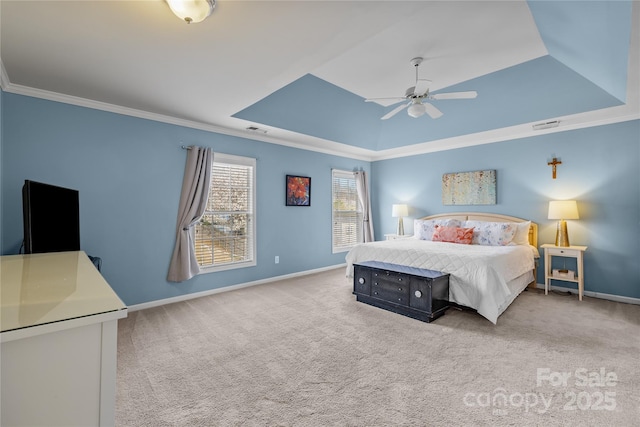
[442,170,496,205]
[286,175,311,206]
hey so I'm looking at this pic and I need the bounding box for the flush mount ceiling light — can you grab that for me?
[166,0,216,24]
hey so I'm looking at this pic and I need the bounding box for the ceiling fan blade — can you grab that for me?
[429,90,478,100]
[423,102,443,119]
[381,103,409,120]
[365,97,406,105]
[413,79,431,96]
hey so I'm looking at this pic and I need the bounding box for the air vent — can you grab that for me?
[532,120,560,131]
[245,126,268,134]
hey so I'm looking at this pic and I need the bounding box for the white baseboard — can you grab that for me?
[533,283,640,305]
[129,273,639,312]
[127,264,347,312]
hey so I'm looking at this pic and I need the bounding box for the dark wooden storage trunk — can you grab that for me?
[353,261,450,322]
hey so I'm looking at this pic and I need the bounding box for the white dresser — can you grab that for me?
[1,251,127,426]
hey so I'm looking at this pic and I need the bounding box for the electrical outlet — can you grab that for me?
[275,256,279,264]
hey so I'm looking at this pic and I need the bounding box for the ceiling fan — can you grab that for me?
[365,57,478,120]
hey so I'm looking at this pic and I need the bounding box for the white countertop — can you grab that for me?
[1,251,127,333]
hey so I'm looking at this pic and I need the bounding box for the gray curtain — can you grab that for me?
[355,171,374,243]
[167,146,213,282]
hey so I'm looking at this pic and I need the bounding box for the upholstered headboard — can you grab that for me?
[420,212,538,247]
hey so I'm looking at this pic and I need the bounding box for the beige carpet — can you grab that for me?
[116,268,640,426]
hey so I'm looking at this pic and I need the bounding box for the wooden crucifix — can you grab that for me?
[547,157,562,179]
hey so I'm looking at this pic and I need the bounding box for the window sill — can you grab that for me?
[198,260,257,274]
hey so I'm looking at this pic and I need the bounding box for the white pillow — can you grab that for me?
[414,219,462,240]
[510,221,531,246]
[463,220,518,246]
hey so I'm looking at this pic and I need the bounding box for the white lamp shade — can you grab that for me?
[391,204,408,218]
[166,0,215,23]
[548,200,579,220]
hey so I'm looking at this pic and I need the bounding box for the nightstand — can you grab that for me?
[541,244,587,301]
[384,234,413,240]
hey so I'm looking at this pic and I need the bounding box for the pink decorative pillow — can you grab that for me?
[432,225,474,244]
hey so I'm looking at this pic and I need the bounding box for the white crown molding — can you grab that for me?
[2,79,378,162]
[369,104,640,162]
[5,76,636,164]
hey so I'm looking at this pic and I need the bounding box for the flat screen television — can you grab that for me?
[22,180,81,254]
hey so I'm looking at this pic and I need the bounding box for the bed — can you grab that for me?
[345,212,539,324]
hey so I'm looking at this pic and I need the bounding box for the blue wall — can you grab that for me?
[2,91,638,304]
[371,120,640,299]
[1,92,369,305]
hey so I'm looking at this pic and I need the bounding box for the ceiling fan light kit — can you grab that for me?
[407,102,426,118]
[366,57,478,120]
[166,0,216,24]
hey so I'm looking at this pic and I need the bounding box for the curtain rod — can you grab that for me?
[181,145,192,150]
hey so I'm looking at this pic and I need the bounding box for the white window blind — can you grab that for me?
[195,153,256,271]
[332,169,363,253]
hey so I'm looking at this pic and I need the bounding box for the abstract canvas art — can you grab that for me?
[286,175,311,206]
[442,170,496,205]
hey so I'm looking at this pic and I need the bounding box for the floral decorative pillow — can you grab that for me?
[463,220,517,246]
[432,226,474,244]
[414,219,462,240]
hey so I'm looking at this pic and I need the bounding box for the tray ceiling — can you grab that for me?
[1,1,637,160]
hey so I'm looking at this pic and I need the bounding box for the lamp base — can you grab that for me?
[397,217,404,236]
[555,220,570,247]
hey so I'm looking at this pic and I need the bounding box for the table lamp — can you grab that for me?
[392,204,409,236]
[548,200,579,247]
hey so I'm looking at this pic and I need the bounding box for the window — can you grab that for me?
[195,153,256,272]
[332,169,363,253]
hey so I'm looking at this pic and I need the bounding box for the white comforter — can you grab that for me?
[345,239,536,324]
